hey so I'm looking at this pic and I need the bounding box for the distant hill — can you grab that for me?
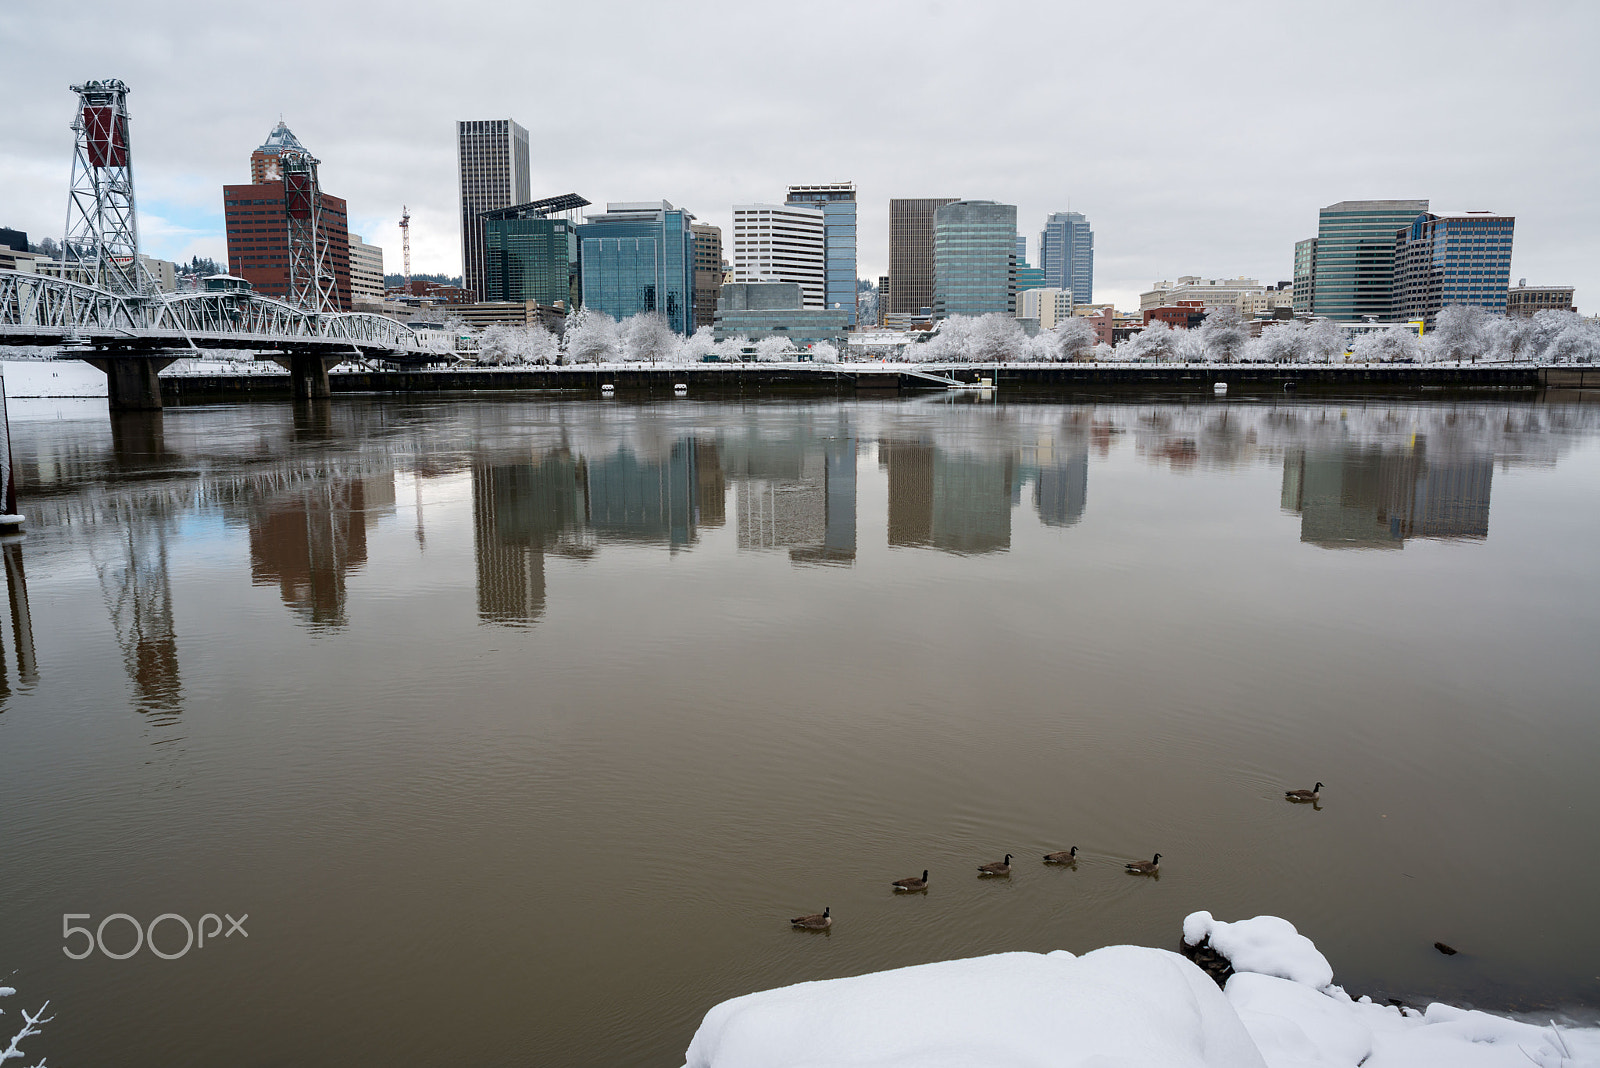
[385,272,462,288]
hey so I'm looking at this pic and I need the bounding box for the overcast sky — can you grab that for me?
[2,0,1595,311]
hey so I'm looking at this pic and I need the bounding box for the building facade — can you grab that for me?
[481,195,587,310]
[1505,283,1576,317]
[713,281,849,347]
[576,202,696,335]
[933,200,1017,320]
[732,204,826,308]
[1140,276,1268,314]
[691,222,723,331]
[1018,287,1074,330]
[249,121,307,183]
[1293,238,1318,314]
[1039,211,1094,304]
[888,197,959,316]
[1393,211,1515,323]
[223,181,350,309]
[348,234,384,303]
[786,183,858,326]
[1306,199,1428,320]
[457,119,531,300]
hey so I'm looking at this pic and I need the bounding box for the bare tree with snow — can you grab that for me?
[1543,313,1600,364]
[1351,324,1422,363]
[673,326,717,365]
[1302,318,1345,363]
[476,324,517,366]
[755,336,797,362]
[810,341,840,364]
[564,307,619,365]
[524,322,559,364]
[1,980,51,1067]
[1117,319,1179,362]
[620,312,677,364]
[1037,317,1097,363]
[1197,307,1249,363]
[1425,305,1489,363]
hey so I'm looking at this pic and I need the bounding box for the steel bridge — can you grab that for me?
[0,78,435,411]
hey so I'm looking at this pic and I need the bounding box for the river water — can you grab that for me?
[1,392,1597,1066]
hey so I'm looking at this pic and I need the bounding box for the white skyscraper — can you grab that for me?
[457,119,530,300]
[731,203,826,308]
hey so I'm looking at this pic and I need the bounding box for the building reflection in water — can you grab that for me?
[1282,438,1493,549]
[880,439,1016,554]
[1032,445,1088,529]
[472,439,726,625]
[728,431,855,565]
[248,474,396,629]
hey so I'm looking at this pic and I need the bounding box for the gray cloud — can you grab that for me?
[1,0,1595,311]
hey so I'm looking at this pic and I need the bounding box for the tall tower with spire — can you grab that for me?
[250,120,308,184]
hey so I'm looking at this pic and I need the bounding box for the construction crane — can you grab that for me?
[399,205,411,295]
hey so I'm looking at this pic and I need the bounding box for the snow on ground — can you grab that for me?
[682,911,1600,1068]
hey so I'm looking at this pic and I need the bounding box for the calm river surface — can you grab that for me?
[1,392,1597,1066]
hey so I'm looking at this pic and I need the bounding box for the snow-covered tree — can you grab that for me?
[564,307,618,364]
[1117,319,1179,362]
[1244,320,1302,363]
[713,335,750,362]
[1302,318,1345,363]
[810,340,840,364]
[1543,314,1600,364]
[1,979,51,1066]
[755,335,796,362]
[674,326,717,364]
[970,314,1026,362]
[1090,341,1115,362]
[1425,304,1488,363]
[523,322,559,364]
[1351,324,1422,363]
[1037,317,1097,362]
[477,324,517,365]
[1197,307,1249,363]
[620,311,677,364]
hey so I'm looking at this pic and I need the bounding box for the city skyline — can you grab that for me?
[0,2,1594,313]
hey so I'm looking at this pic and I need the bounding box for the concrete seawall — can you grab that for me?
[155,363,1552,403]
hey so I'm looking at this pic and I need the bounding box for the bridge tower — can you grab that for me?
[281,149,339,314]
[63,79,151,296]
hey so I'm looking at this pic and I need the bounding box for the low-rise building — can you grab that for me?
[1505,282,1576,317]
[1018,288,1075,330]
[713,281,849,347]
[453,300,569,333]
[1143,301,1207,330]
[1140,276,1267,314]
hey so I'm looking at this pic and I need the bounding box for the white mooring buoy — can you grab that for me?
[1214,382,1228,395]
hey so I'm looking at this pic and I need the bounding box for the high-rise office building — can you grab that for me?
[786,182,858,327]
[576,202,696,334]
[888,197,959,316]
[249,121,307,183]
[481,194,588,308]
[347,234,384,303]
[1038,211,1094,304]
[731,203,826,308]
[1293,238,1318,314]
[1302,199,1428,320]
[226,122,351,307]
[691,222,723,331]
[933,200,1017,319]
[458,119,531,300]
[1393,211,1515,323]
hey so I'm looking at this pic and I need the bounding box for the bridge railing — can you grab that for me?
[0,269,140,334]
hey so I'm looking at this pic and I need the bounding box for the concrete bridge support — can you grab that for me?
[85,356,177,411]
[272,354,341,400]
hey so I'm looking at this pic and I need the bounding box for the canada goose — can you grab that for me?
[1043,847,1079,864]
[892,870,929,892]
[977,854,1013,876]
[1285,782,1324,802]
[790,907,831,930]
[1125,853,1162,875]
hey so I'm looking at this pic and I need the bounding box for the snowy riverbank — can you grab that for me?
[682,912,1599,1067]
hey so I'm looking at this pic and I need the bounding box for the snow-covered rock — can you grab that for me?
[683,912,1600,1068]
[684,945,1266,1068]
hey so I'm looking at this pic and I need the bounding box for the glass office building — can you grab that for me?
[482,195,587,308]
[576,202,696,335]
[1309,200,1428,320]
[1039,211,1094,304]
[785,183,858,327]
[933,200,1017,319]
[1394,211,1515,323]
[1292,238,1318,314]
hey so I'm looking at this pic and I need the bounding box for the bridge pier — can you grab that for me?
[271,354,340,400]
[85,356,177,411]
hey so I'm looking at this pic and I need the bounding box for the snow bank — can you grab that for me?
[1183,911,1334,988]
[683,945,1266,1068]
[683,913,1600,1068]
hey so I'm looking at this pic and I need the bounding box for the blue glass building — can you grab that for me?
[933,200,1017,319]
[1038,211,1094,304]
[786,183,858,327]
[576,202,696,335]
[1394,211,1516,323]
